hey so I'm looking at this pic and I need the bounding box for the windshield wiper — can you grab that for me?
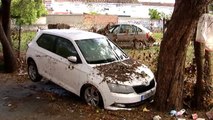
[88,58,116,64]
[106,58,116,62]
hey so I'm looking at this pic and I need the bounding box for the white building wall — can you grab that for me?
[46,2,174,18]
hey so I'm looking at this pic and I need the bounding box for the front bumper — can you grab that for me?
[104,87,156,110]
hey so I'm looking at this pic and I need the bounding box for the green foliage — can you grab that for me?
[20,31,36,50]
[148,9,161,20]
[11,0,47,25]
[160,12,171,20]
[0,31,36,52]
[11,31,36,52]
[148,9,171,20]
[89,11,98,15]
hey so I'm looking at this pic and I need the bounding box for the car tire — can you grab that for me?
[28,60,42,82]
[83,85,104,108]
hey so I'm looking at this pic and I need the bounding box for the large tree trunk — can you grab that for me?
[1,0,12,44]
[154,0,212,111]
[0,0,17,72]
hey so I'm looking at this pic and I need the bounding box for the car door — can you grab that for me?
[36,34,57,80]
[49,37,82,94]
[116,24,135,48]
[116,24,131,42]
[134,25,147,41]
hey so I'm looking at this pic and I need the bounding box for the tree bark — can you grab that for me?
[204,6,213,109]
[0,0,17,72]
[192,7,211,109]
[204,51,213,108]
[154,0,212,111]
[1,0,12,44]
[193,39,205,109]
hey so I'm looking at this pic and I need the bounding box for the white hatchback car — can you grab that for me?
[26,29,156,110]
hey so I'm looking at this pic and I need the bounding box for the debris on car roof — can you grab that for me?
[48,23,70,29]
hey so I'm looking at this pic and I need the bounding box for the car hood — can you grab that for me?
[93,58,154,86]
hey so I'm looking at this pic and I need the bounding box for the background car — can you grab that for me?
[26,29,156,110]
[105,23,155,49]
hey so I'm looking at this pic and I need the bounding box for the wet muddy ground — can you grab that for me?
[0,53,210,120]
[0,72,209,120]
[0,73,87,120]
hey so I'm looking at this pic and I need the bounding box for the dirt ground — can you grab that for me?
[0,55,210,120]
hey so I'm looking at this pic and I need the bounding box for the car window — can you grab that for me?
[132,25,137,33]
[55,37,77,58]
[109,25,119,33]
[135,25,147,34]
[112,26,120,34]
[37,34,56,52]
[136,26,142,33]
[119,25,132,34]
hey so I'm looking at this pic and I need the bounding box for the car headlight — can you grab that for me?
[107,83,134,94]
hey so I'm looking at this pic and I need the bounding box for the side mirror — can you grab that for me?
[67,56,77,63]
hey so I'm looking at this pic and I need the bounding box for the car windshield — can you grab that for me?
[75,38,128,64]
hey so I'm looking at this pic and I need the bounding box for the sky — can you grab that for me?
[138,0,175,3]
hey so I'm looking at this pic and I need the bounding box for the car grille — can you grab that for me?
[133,79,155,94]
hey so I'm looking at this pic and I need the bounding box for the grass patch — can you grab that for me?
[124,32,163,72]
[125,46,160,72]
[152,32,163,42]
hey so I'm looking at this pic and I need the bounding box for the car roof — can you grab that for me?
[133,24,151,33]
[112,23,151,33]
[38,29,105,40]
